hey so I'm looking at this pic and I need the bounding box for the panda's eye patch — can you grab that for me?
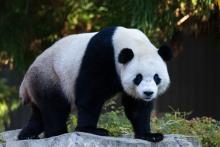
[133,74,143,85]
[154,74,161,85]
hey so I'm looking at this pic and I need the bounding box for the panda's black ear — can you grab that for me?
[158,45,173,62]
[118,48,134,64]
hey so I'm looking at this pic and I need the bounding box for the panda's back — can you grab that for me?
[53,32,97,104]
[19,32,97,106]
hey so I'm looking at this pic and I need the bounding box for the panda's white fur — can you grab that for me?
[20,32,97,107]
[52,33,97,107]
[113,27,170,101]
[19,26,170,108]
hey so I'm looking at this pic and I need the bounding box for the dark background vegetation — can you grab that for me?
[0,0,219,133]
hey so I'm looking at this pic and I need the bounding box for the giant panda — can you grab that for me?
[18,26,172,142]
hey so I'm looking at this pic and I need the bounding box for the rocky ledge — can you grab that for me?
[0,129,201,147]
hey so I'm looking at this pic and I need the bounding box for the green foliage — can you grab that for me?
[0,79,19,131]
[67,114,78,132]
[98,111,132,136]
[0,0,217,70]
[67,111,132,137]
[0,0,69,70]
[68,110,220,147]
[152,112,220,147]
[68,99,220,146]
[0,139,5,144]
[65,0,108,32]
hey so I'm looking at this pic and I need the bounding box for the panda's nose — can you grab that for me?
[144,91,153,97]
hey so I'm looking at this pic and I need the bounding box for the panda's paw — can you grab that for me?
[135,133,164,142]
[75,127,109,136]
[18,132,40,140]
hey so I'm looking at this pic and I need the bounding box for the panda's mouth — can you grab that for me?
[145,97,152,100]
[145,97,151,99]
[143,96,155,101]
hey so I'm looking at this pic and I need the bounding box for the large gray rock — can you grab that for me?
[0,129,201,147]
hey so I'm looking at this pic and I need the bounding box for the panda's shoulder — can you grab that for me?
[54,32,97,51]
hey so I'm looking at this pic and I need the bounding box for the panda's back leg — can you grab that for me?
[37,91,71,138]
[32,79,71,138]
[18,104,44,140]
[21,67,71,138]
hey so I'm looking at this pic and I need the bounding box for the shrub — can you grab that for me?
[152,112,220,147]
[68,110,220,147]
[0,79,19,131]
[67,110,132,137]
[98,111,132,136]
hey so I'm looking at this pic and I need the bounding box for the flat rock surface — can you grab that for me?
[0,129,202,147]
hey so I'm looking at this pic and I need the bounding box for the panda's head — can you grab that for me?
[113,27,172,101]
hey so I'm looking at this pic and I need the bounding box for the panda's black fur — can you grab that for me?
[18,26,172,142]
[75,27,122,129]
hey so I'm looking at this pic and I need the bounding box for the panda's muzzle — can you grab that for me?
[144,91,153,97]
[143,91,154,100]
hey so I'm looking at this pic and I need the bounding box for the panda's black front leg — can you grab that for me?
[122,93,163,142]
[75,108,109,136]
[75,95,109,136]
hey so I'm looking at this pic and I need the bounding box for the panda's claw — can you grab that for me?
[17,133,40,140]
[135,133,164,142]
